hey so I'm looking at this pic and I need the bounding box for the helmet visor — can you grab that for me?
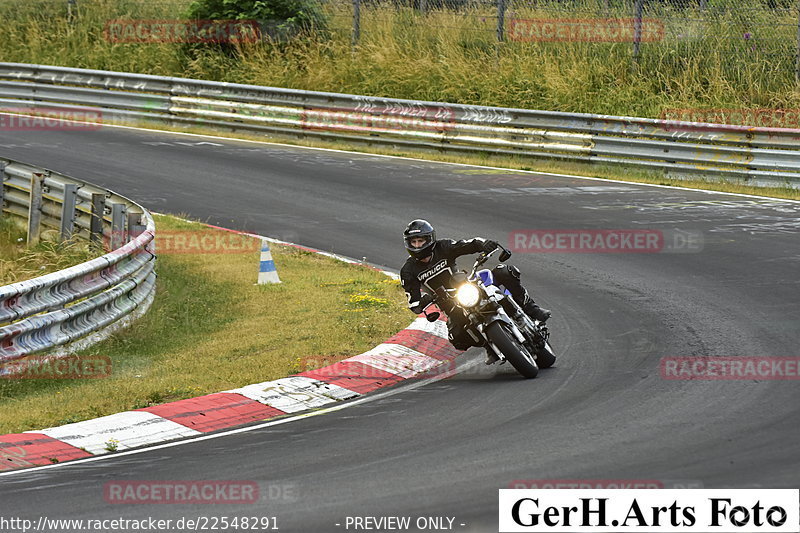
[406,234,433,249]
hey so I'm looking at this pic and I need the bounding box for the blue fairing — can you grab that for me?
[477,269,512,296]
[477,269,494,286]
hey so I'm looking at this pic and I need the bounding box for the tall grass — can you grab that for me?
[0,217,98,285]
[0,0,798,119]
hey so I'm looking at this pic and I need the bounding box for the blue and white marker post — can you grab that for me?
[257,239,281,285]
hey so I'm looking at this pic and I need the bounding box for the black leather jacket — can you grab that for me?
[400,238,488,314]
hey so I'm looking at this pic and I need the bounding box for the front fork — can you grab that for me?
[498,295,547,349]
[466,305,527,356]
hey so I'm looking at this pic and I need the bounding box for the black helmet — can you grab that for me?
[403,219,436,259]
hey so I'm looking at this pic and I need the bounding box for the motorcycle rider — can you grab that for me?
[400,219,551,364]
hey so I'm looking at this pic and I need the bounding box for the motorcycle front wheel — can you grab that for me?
[486,321,539,379]
[535,339,557,369]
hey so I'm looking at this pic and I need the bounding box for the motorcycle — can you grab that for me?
[423,246,556,378]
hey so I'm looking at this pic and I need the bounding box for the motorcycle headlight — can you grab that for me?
[455,283,481,307]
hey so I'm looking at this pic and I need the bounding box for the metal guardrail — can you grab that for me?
[1,62,799,188]
[0,157,156,362]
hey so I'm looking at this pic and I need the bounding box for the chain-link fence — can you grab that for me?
[337,0,800,77]
[3,0,799,119]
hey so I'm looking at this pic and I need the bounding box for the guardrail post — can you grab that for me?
[110,202,126,250]
[632,0,644,67]
[497,0,506,42]
[352,0,361,48]
[89,193,105,247]
[60,183,78,242]
[27,173,44,246]
[67,0,77,23]
[126,212,144,243]
[796,0,800,83]
[0,162,6,218]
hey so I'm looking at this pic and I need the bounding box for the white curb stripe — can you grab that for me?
[227,376,359,413]
[405,317,450,338]
[277,376,360,401]
[349,344,442,378]
[29,411,201,455]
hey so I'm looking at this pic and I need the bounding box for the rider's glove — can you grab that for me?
[482,239,499,253]
[419,293,434,308]
[409,293,435,314]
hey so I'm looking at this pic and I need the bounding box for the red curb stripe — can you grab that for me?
[137,393,286,433]
[300,361,403,394]
[385,329,462,361]
[0,433,91,471]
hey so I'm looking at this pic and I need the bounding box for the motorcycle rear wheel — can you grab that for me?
[486,322,539,379]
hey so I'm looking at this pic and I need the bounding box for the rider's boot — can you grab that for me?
[493,264,551,322]
[484,344,500,365]
[521,296,551,322]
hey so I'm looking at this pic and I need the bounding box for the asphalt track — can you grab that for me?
[0,122,799,532]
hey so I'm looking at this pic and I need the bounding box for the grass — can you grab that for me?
[0,214,410,435]
[0,217,98,286]
[1,0,798,120]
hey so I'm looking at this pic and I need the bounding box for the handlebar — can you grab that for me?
[421,244,512,322]
[469,246,506,279]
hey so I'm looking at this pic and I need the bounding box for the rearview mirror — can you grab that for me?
[499,249,512,262]
[425,311,440,322]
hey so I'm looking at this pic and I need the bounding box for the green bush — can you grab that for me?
[186,0,327,41]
